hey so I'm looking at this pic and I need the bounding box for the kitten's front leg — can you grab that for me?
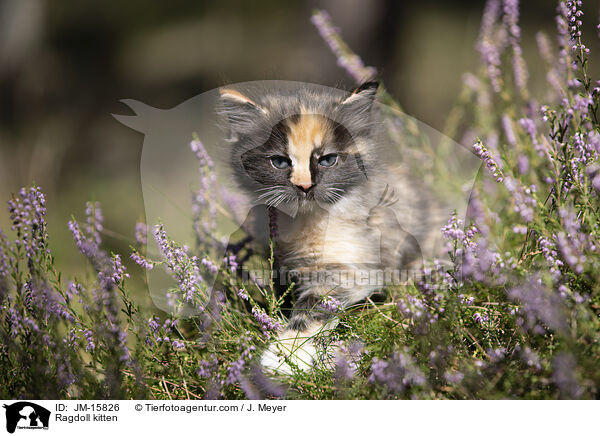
[260,322,324,375]
[260,293,337,375]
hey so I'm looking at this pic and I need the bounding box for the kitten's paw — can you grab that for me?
[260,329,317,375]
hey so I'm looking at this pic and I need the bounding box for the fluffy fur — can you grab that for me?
[219,82,443,374]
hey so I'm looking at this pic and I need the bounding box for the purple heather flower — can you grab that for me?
[502,0,520,40]
[564,0,588,58]
[442,212,477,251]
[63,329,79,351]
[21,280,74,322]
[518,117,546,156]
[66,280,83,298]
[82,328,95,352]
[6,301,25,337]
[219,186,247,224]
[68,202,115,270]
[225,254,238,273]
[334,354,355,382]
[508,278,567,333]
[0,229,10,279]
[145,316,179,346]
[68,219,98,259]
[516,344,541,370]
[535,31,554,64]
[539,236,563,281]
[512,225,527,234]
[134,222,147,245]
[226,334,256,385]
[85,201,103,246]
[556,207,588,274]
[553,353,582,399]
[503,177,537,222]
[319,295,341,313]
[190,139,214,169]
[477,0,504,93]
[98,254,129,288]
[130,251,155,270]
[57,360,77,388]
[458,294,475,305]
[310,10,377,84]
[190,139,218,240]
[502,114,517,146]
[238,377,262,400]
[428,345,453,369]
[473,312,489,324]
[487,347,506,362]
[197,356,219,379]
[368,348,426,393]
[252,307,282,334]
[8,186,48,263]
[442,209,515,285]
[398,295,427,321]
[334,341,363,382]
[474,139,504,182]
[200,257,218,274]
[398,285,442,334]
[171,339,185,350]
[249,365,286,398]
[154,223,203,304]
[587,164,600,193]
[444,371,464,384]
[517,155,529,174]
[237,288,249,301]
[573,94,593,115]
[462,72,481,92]
[503,0,529,91]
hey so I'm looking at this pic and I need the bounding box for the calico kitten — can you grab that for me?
[219,82,443,374]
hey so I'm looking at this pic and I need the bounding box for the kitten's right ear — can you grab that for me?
[218,89,268,140]
[219,89,268,114]
[341,81,379,106]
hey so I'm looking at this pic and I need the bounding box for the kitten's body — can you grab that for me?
[219,82,443,374]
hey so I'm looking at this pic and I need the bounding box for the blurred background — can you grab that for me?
[0,0,596,294]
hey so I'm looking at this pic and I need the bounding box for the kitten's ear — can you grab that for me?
[219,89,268,120]
[338,82,379,133]
[341,81,379,107]
[218,88,269,140]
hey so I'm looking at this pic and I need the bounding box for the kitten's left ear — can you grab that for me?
[341,81,379,107]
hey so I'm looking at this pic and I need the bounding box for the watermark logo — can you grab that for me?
[114,80,481,316]
[3,402,50,434]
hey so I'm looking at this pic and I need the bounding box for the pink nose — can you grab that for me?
[297,183,312,192]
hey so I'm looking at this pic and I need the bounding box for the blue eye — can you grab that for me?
[318,154,338,167]
[270,156,291,169]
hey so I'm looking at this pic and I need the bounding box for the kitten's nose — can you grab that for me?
[296,183,313,193]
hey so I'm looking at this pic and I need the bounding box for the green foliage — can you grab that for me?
[1,1,600,400]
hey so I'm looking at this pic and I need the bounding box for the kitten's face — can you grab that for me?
[219,83,378,211]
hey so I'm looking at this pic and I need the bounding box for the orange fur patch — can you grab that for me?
[286,114,329,187]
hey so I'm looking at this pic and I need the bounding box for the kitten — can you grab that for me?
[219,82,443,374]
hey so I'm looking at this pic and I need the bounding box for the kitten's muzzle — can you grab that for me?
[296,183,313,194]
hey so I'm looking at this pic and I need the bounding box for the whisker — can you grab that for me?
[255,185,286,192]
[257,188,285,200]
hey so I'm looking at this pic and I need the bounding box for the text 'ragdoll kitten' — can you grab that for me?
[219,82,445,375]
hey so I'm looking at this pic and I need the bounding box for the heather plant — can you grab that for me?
[1,0,600,400]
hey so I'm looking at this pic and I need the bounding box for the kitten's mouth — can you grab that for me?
[297,190,318,204]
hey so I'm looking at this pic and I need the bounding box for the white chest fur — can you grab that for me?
[275,199,381,268]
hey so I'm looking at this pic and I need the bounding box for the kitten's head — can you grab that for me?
[218,82,379,212]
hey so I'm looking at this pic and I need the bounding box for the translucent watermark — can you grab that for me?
[114,80,481,317]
